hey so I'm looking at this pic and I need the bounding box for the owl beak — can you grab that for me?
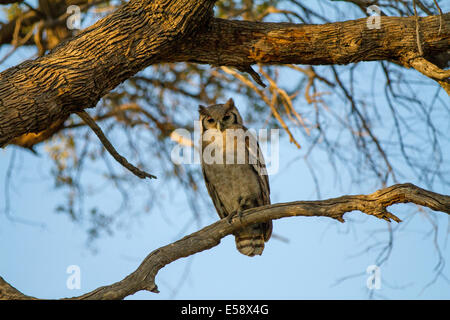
[216,122,224,132]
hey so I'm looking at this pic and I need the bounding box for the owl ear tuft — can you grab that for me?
[198,105,208,116]
[225,98,235,108]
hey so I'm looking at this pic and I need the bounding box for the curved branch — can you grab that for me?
[404,55,450,95]
[76,110,157,179]
[0,277,36,300]
[1,183,448,300]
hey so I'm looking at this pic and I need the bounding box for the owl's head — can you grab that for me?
[198,98,243,132]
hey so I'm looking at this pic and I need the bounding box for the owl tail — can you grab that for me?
[234,222,271,257]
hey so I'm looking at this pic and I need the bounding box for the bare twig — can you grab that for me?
[75,110,157,180]
[432,0,443,34]
[413,0,424,56]
[220,66,302,148]
[237,65,266,88]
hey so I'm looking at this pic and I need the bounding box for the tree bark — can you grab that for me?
[1,183,449,300]
[172,15,449,68]
[0,0,216,147]
[0,0,448,148]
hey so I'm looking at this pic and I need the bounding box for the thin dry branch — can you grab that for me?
[413,0,424,56]
[76,110,157,180]
[404,56,450,95]
[220,66,302,148]
[1,183,448,300]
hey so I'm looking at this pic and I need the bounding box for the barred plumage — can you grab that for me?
[199,98,272,257]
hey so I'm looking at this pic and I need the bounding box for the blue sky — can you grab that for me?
[1,1,449,300]
[1,126,449,299]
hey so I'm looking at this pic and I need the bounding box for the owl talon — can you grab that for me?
[227,209,245,223]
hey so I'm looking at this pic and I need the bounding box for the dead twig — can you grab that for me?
[76,110,157,180]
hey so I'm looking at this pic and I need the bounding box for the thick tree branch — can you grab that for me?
[1,183,448,300]
[0,277,36,300]
[0,0,23,4]
[0,6,448,148]
[9,115,69,152]
[0,0,216,148]
[173,15,449,67]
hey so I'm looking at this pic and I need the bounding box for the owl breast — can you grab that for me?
[202,162,263,216]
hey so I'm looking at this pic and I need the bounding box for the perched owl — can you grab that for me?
[199,98,272,257]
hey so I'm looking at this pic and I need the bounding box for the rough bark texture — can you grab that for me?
[0,1,448,147]
[0,0,216,147]
[1,183,449,300]
[173,15,449,67]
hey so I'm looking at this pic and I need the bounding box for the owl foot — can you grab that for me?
[227,211,236,223]
[228,197,251,223]
[227,209,244,224]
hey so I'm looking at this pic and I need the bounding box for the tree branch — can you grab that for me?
[76,110,157,180]
[1,183,448,300]
[0,0,216,148]
[0,6,448,148]
[402,55,450,95]
[9,115,69,152]
[0,277,36,300]
[172,15,449,69]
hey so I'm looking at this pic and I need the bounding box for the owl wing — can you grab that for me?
[243,127,270,205]
[201,165,229,220]
[244,127,272,241]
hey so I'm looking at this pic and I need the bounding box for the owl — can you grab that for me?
[199,98,272,257]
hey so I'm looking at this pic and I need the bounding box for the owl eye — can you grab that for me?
[207,118,215,124]
[223,115,231,121]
